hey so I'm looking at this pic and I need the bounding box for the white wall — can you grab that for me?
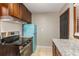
[32,13,60,46]
[69,4,75,40]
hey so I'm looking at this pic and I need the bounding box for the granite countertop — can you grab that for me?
[52,39,79,56]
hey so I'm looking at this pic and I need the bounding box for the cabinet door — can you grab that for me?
[0,4,8,16]
[52,42,56,56]
[27,10,32,23]
[13,4,20,18]
[0,5,2,16]
[19,4,23,20]
[8,4,14,16]
[52,42,61,56]
[20,4,26,22]
[21,4,29,22]
[24,8,28,22]
[9,3,20,19]
[56,46,61,56]
[23,5,29,22]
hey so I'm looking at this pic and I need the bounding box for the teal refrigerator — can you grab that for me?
[23,24,37,52]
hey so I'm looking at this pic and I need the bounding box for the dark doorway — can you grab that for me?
[60,9,69,39]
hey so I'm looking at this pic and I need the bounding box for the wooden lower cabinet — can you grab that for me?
[55,46,61,56]
[52,42,61,56]
[0,45,20,56]
[52,42,56,56]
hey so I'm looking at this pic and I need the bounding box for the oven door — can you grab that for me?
[20,41,32,56]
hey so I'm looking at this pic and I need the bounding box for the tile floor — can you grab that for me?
[31,46,52,56]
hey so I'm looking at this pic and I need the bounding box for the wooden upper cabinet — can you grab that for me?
[8,3,20,19]
[0,3,8,16]
[20,4,32,23]
[0,5,2,16]
[26,10,31,23]
[21,4,27,22]
[0,3,31,23]
[28,11,32,23]
[8,4,14,16]
[19,4,23,20]
[10,3,32,23]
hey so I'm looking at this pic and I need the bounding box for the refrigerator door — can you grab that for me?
[23,24,34,37]
[23,24,37,52]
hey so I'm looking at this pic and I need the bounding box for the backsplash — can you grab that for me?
[0,31,20,39]
[0,18,23,36]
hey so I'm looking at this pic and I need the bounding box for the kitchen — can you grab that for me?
[0,3,36,56]
[0,3,79,56]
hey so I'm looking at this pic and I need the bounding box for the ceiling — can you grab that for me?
[24,3,66,13]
